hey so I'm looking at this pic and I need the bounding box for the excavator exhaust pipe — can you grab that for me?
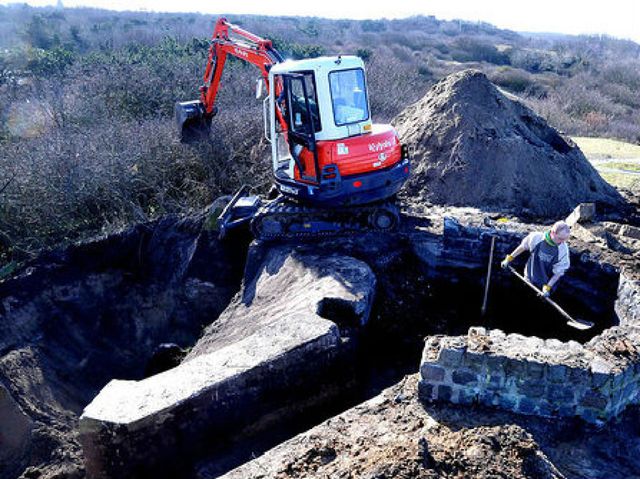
[175,100,213,143]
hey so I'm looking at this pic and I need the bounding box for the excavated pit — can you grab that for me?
[1,214,630,479]
[188,227,623,478]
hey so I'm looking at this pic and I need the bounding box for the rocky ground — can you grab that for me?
[218,374,640,479]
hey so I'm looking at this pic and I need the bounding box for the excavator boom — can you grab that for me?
[175,18,285,142]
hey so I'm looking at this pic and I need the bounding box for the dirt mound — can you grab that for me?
[395,70,624,218]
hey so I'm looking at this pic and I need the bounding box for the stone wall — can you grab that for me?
[616,273,640,327]
[419,326,640,424]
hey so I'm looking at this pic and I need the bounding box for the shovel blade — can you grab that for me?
[567,318,594,331]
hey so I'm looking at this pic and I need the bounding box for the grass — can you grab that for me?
[602,162,640,172]
[572,137,640,160]
[597,171,640,190]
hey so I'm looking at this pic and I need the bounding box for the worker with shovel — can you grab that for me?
[497,221,592,330]
[500,221,571,297]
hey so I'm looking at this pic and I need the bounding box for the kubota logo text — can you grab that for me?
[368,140,393,152]
[234,48,249,58]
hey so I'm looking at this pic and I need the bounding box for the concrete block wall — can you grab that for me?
[419,326,640,424]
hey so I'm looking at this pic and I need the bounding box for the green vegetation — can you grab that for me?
[572,137,640,160]
[597,172,640,190]
[603,162,640,172]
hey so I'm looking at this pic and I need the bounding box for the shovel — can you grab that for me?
[480,235,496,317]
[507,265,594,331]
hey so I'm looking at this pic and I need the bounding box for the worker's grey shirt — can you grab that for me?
[520,232,570,289]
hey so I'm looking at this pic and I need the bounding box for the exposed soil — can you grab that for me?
[218,373,640,479]
[0,213,249,478]
[395,70,625,219]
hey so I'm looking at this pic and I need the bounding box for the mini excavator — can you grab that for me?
[175,18,410,240]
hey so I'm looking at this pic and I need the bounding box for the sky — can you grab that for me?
[3,0,640,44]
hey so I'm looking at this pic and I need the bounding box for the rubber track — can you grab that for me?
[251,198,399,241]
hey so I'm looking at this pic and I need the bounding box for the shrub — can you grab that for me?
[356,48,372,62]
[450,37,509,65]
[489,67,535,93]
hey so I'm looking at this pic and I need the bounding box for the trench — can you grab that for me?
[192,242,620,478]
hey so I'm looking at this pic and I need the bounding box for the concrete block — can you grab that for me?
[497,394,517,411]
[504,359,527,376]
[547,364,568,383]
[580,391,609,410]
[565,203,596,227]
[421,364,446,382]
[80,314,342,479]
[569,367,590,383]
[485,354,505,372]
[488,374,504,389]
[518,397,538,415]
[436,385,452,402]
[612,372,625,390]
[519,380,545,397]
[537,400,554,417]
[546,384,576,403]
[479,390,497,406]
[557,404,577,417]
[463,351,486,373]
[623,381,639,404]
[438,347,465,367]
[526,361,545,380]
[452,369,478,385]
[418,381,435,402]
[458,388,478,405]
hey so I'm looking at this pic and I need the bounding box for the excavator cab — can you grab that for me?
[267,56,409,206]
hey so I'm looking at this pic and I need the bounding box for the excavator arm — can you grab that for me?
[175,18,287,142]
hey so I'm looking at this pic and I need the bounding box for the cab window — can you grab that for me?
[329,68,369,126]
[288,72,321,133]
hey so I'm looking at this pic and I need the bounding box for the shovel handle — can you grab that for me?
[507,266,593,330]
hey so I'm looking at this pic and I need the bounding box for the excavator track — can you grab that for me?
[251,197,400,241]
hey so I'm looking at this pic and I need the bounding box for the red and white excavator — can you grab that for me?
[175,18,410,239]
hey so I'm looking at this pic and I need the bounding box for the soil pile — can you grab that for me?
[395,70,624,218]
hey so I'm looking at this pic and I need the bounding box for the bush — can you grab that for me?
[489,67,536,93]
[450,37,509,65]
[356,48,372,62]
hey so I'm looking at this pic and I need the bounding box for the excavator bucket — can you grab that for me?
[174,100,212,143]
